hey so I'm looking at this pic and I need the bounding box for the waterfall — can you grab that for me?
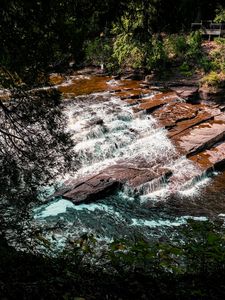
[64,93,205,197]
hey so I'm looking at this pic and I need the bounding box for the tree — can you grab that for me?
[0,87,74,206]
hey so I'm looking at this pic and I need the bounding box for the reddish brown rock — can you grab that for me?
[199,86,225,102]
[167,106,221,137]
[58,75,145,97]
[53,164,172,204]
[49,73,65,85]
[152,102,198,128]
[134,91,179,113]
[171,115,225,156]
[190,141,225,172]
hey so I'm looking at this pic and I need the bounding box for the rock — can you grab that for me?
[115,88,152,100]
[170,86,199,101]
[87,117,104,126]
[134,91,179,113]
[121,69,145,80]
[144,72,156,83]
[171,114,225,156]
[52,163,173,204]
[165,104,220,136]
[63,175,120,204]
[152,102,198,128]
[199,86,225,102]
[190,141,225,172]
[0,89,11,101]
[49,73,65,85]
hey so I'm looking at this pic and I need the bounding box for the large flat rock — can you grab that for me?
[171,114,225,156]
[114,88,153,100]
[52,163,172,204]
[152,102,198,128]
[167,105,221,137]
[56,74,145,97]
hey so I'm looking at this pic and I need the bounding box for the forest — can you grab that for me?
[1,0,225,299]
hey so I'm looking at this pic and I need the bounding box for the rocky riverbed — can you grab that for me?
[18,70,225,253]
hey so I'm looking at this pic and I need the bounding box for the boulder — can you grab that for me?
[170,86,199,102]
[52,163,173,204]
[199,86,225,102]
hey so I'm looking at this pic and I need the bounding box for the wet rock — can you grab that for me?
[62,175,120,204]
[49,73,65,85]
[52,164,172,204]
[115,88,153,100]
[166,103,221,137]
[87,117,104,127]
[134,91,179,113]
[75,67,105,75]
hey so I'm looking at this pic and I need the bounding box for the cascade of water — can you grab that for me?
[63,93,209,197]
[30,80,216,255]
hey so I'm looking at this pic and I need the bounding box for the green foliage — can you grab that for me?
[201,71,225,87]
[146,36,168,72]
[210,42,225,72]
[180,220,225,275]
[111,10,146,69]
[214,6,225,23]
[215,37,225,45]
[164,32,202,61]
[107,220,225,278]
[84,37,114,69]
[199,57,213,72]
[179,62,193,77]
[112,32,144,69]
[165,34,188,57]
[186,31,202,60]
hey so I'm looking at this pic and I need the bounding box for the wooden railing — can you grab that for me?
[191,21,225,40]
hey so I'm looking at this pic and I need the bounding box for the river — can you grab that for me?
[32,72,225,253]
